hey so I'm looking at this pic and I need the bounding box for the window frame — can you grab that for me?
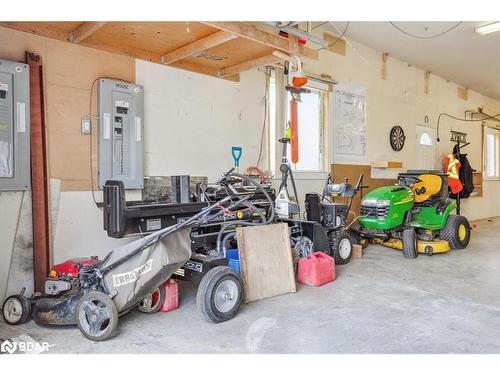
[483,124,500,181]
[268,70,330,177]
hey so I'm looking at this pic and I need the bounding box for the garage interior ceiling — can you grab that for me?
[322,21,500,100]
[0,22,318,82]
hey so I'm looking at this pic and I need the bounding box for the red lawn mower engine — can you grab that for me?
[45,257,100,295]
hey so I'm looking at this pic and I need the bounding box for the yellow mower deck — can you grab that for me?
[371,238,450,255]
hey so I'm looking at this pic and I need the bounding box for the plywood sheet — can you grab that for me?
[236,223,296,303]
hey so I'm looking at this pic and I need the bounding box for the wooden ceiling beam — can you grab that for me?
[68,22,107,43]
[161,30,237,65]
[202,22,289,51]
[218,52,284,77]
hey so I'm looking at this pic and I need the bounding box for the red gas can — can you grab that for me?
[161,279,179,312]
[297,252,335,287]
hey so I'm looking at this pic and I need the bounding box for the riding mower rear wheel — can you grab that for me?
[402,228,418,259]
[440,214,471,249]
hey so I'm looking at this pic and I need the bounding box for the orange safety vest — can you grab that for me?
[444,154,463,194]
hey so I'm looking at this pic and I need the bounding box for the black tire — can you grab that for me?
[402,228,418,259]
[76,291,118,341]
[2,294,31,325]
[197,266,243,323]
[328,230,353,265]
[137,285,166,314]
[440,214,471,249]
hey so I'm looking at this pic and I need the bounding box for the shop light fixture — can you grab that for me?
[475,22,500,35]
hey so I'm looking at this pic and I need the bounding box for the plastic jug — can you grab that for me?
[297,251,335,287]
[161,279,179,312]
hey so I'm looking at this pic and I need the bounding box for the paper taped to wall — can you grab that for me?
[334,84,367,160]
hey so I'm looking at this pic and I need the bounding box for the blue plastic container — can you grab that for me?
[225,248,240,274]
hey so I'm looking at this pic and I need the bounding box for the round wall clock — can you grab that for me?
[390,125,406,151]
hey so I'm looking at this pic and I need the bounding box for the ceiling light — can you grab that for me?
[475,22,500,35]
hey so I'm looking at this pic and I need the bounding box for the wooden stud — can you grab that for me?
[323,32,346,56]
[381,52,389,80]
[457,86,468,100]
[218,52,283,77]
[68,22,107,43]
[160,31,237,64]
[424,71,431,94]
[298,45,319,60]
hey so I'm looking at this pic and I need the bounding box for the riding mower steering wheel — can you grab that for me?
[398,175,422,189]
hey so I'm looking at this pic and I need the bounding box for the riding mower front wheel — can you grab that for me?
[402,228,418,259]
[440,214,471,249]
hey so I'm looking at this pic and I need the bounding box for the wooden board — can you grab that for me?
[331,164,398,215]
[236,223,296,303]
[323,32,346,56]
[371,161,403,168]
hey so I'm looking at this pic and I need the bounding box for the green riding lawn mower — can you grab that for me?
[351,170,471,258]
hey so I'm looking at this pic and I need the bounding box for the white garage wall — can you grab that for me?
[136,60,268,180]
[285,34,500,221]
[51,62,268,261]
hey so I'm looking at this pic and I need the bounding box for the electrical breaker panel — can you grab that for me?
[0,59,30,191]
[98,79,144,189]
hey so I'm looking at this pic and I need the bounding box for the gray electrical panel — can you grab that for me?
[0,59,30,191]
[98,79,144,189]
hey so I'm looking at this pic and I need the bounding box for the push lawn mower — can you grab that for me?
[2,170,266,341]
[352,170,471,258]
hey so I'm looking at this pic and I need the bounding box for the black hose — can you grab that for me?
[227,172,275,224]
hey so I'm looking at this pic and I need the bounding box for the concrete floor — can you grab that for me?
[1,217,499,354]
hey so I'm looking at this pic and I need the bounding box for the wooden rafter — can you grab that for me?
[202,21,318,60]
[68,22,107,43]
[218,52,283,77]
[161,30,237,64]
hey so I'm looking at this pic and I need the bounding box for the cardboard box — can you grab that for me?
[352,244,363,259]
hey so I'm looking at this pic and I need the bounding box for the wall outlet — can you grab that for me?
[81,118,91,134]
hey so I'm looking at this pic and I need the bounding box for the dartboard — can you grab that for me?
[390,125,406,151]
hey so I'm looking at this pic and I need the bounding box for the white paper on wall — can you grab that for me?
[333,84,367,162]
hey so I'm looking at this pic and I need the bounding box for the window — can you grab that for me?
[419,132,433,146]
[484,126,500,179]
[269,71,329,174]
[286,88,326,172]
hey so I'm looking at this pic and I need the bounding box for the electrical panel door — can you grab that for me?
[0,59,30,191]
[98,79,144,189]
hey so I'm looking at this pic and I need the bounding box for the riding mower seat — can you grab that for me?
[411,173,445,206]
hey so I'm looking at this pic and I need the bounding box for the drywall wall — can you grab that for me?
[275,31,500,221]
[136,59,268,180]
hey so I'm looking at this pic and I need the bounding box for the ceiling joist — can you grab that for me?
[218,52,284,77]
[202,21,318,60]
[68,22,107,43]
[161,30,237,65]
